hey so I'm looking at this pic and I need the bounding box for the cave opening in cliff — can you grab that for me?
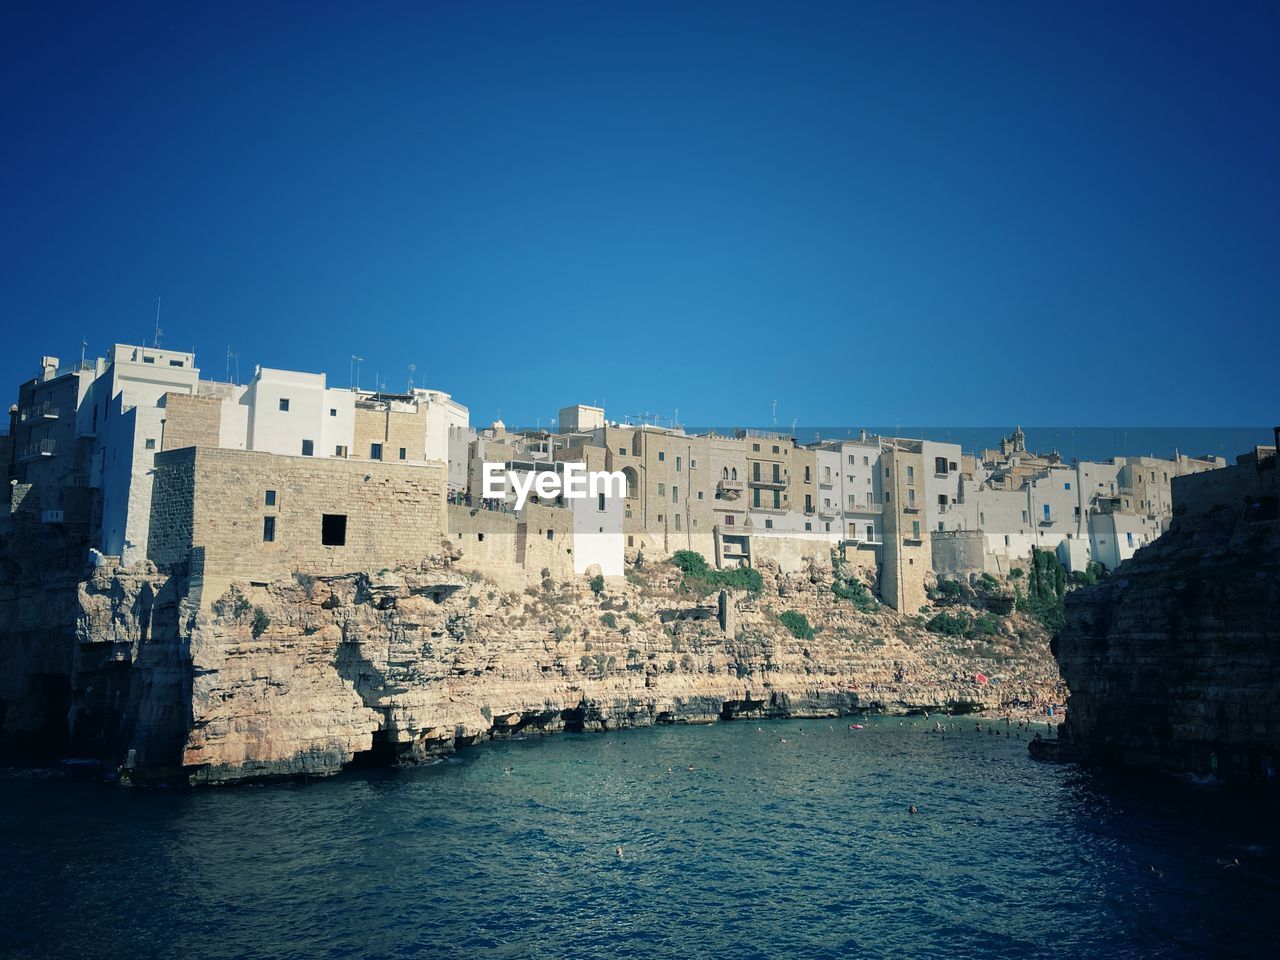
[348,729,398,769]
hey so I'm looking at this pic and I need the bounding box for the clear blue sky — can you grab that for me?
[2,1,1276,428]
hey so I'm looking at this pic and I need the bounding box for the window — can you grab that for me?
[752,443,760,452]
[672,486,678,503]
[765,518,773,529]
[597,493,605,512]
[1043,504,1051,521]
[169,359,183,367]
[824,522,830,532]
[335,445,348,458]
[1126,532,1134,547]
[772,463,781,482]
[144,438,156,450]
[912,520,921,539]
[1022,511,1028,523]
[265,490,276,506]
[753,489,761,508]
[1065,482,1071,490]
[906,465,915,483]
[301,439,314,457]
[772,490,781,509]
[725,514,734,526]
[804,522,812,531]
[690,459,697,469]
[866,524,874,540]
[805,494,813,512]
[676,456,682,471]
[321,514,347,546]
[330,408,337,417]
[863,457,869,466]
[938,522,944,532]
[935,456,948,474]
[279,398,290,412]
[371,443,383,461]
[697,491,704,500]
[949,461,957,471]
[674,514,681,531]
[753,463,761,481]
[772,445,779,454]
[658,452,665,461]
[658,482,665,497]
[143,355,155,364]
[908,488,916,506]
[804,466,811,482]
[547,529,555,540]
[262,517,276,542]
[938,494,947,507]
[399,447,407,460]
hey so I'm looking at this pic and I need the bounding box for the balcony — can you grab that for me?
[748,474,788,489]
[19,403,60,422]
[903,502,922,514]
[20,439,56,460]
[845,501,883,515]
[717,478,744,497]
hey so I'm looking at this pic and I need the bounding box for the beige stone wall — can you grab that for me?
[161,393,222,451]
[880,442,932,612]
[353,402,427,463]
[446,504,520,580]
[148,447,445,584]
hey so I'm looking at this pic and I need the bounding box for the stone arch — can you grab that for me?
[622,466,640,499]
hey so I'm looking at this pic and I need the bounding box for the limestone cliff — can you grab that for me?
[1044,458,1280,782]
[52,554,1060,784]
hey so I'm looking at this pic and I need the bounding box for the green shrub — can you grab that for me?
[670,551,763,594]
[972,613,1000,636]
[250,607,270,639]
[978,572,999,591]
[671,550,710,577]
[832,577,877,612]
[938,579,963,599]
[601,612,618,629]
[926,611,969,636]
[778,610,816,640]
[1010,567,1024,579]
[1016,548,1067,632]
[589,574,605,595]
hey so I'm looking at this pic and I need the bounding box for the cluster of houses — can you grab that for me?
[2,344,1224,611]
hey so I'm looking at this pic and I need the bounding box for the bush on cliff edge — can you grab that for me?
[670,551,763,594]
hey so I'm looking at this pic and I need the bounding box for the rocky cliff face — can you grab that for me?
[8,547,1061,784]
[1047,473,1280,782]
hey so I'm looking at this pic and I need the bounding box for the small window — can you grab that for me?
[804,522,811,531]
[279,398,290,412]
[725,514,735,526]
[265,490,276,506]
[752,443,760,452]
[477,532,484,542]
[1065,482,1071,490]
[143,355,155,364]
[547,529,554,540]
[697,491,704,500]
[912,520,921,539]
[399,447,407,460]
[330,408,337,417]
[321,514,347,546]
[690,459,697,469]
[371,443,383,461]
[263,516,276,542]
[144,438,156,450]
[772,445,779,454]
[658,483,665,496]
[674,514,681,531]
[301,439,314,457]
[619,447,626,455]
[672,486,678,503]
[597,493,606,512]
[335,445,348,458]
[658,452,665,461]
[765,518,773,529]
[169,359,183,367]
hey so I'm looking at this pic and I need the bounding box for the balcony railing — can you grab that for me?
[20,403,60,422]
[20,439,56,459]
[748,475,788,489]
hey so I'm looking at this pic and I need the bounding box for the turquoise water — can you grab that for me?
[2,719,1276,959]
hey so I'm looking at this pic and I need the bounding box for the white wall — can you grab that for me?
[245,368,348,458]
[571,482,624,577]
[923,440,963,533]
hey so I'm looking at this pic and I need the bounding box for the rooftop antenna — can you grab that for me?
[351,355,364,391]
[152,296,163,347]
[771,400,777,427]
[791,416,797,437]
[226,346,238,385]
[80,338,87,367]
[407,363,416,392]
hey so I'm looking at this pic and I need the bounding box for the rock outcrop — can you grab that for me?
[1042,454,1280,782]
[6,541,1062,784]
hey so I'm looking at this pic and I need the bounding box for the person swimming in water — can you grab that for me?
[908,804,918,815]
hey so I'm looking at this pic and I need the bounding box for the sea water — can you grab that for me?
[2,719,1276,959]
